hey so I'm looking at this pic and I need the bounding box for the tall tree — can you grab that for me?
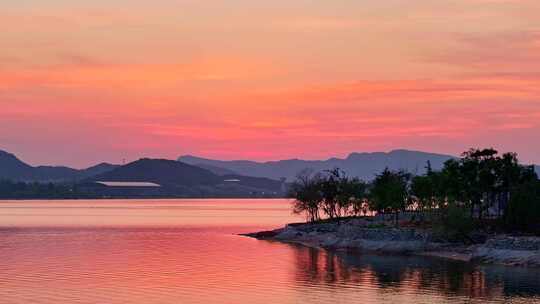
[289,170,323,222]
[370,168,410,226]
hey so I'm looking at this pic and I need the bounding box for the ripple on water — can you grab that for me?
[0,199,539,304]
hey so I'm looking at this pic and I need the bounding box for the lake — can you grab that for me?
[0,199,539,304]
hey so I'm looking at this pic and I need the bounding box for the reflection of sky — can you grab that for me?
[0,199,538,304]
[2,0,540,167]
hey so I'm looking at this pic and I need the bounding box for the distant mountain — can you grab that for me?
[194,163,239,176]
[0,150,118,182]
[79,163,121,179]
[179,150,456,181]
[0,150,37,179]
[91,158,221,186]
[87,158,284,197]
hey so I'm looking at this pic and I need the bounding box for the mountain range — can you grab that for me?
[0,150,119,182]
[179,149,459,181]
[0,151,285,197]
[2,149,538,186]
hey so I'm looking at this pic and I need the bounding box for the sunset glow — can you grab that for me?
[2,0,539,167]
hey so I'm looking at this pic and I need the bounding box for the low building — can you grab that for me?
[79,181,164,197]
[95,181,161,187]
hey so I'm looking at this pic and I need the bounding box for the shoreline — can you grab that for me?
[242,219,540,268]
[243,230,475,263]
[0,197,288,202]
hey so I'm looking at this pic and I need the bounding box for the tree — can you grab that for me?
[288,148,540,233]
[289,168,369,222]
[319,169,341,219]
[344,178,369,217]
[504,180,540,233]
[289,170,323,222]
[411,174,437,221]
[370,168,410,226]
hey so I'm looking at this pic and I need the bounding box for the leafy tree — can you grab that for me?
[289,170,323,222]
[343,178,368,216]
[411,175,436,220]
[289,168,369,222]
[504,180,540,233]
[287,147,539,235]
[437,148,537,221]
[370,168,410,226]
[319,169,341,219]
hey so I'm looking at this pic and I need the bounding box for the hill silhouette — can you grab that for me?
[0,150,118,182]
[181,151,540,182]
[91,158,221,186]
[2,148,537,186]
[179,149,456,181]
[87,158,284,197]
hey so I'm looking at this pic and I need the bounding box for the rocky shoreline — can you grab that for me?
[243,219,540,268]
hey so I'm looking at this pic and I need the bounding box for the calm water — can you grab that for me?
[0,199,539,304]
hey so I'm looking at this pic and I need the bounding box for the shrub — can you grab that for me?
[505,180,540,234]
[433,204,474,242]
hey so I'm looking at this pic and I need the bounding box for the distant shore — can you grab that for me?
[0,195,287,201]
[243,218,540,268]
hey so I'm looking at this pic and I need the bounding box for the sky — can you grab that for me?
[1,0,539,168]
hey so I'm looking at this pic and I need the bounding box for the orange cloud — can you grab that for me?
[1,0,540,166]
[0,57,280,89]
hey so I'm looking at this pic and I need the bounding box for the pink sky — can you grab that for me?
[1,0,539,168]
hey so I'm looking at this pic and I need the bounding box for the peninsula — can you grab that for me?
[245,148,540,267]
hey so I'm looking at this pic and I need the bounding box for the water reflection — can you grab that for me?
[291,245,540,301]
[0,199,538,304]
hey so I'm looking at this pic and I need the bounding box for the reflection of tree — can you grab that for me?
[290,244,540,299]
[482,266,540,297]
[292,246,357,286]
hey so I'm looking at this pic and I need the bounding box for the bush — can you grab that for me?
[433,204,474,242]
[505,180,540,234]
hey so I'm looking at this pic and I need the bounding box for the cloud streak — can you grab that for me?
[1,0,539,166]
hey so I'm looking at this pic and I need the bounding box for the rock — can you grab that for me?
[242,229,283,239]
[243,222,540,268]
[484,236,540,251]
[472,235,540,267]
[472,247,540,267]
[275,227,304,240]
